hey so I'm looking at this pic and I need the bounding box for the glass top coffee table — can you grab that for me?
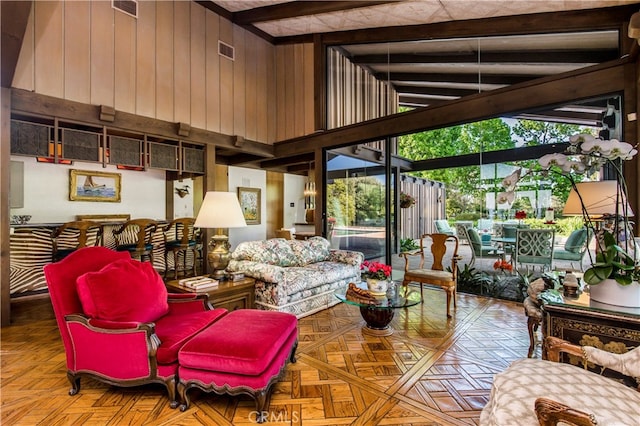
[335,282,421,336]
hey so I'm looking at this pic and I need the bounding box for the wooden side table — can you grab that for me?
[166,278,255,311]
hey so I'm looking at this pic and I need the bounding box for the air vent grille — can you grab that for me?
[112,0,137,18]
[218,41,235,61]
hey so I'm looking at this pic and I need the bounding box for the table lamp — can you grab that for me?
[194,191,247,279]
[563,181,633,219]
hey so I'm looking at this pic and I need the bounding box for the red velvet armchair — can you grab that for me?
[44,246,227,408]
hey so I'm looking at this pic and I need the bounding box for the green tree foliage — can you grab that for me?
[327,176,385,226]
[398,119,514,217]
[398,117,594,219]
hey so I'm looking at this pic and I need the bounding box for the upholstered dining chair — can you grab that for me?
[466,227,504,267]
[113,218,158,263]
[514,228,555,272]
[481,336,640,426]
[400,233,461,318]
[454,221,473,244]
[162,217,198,279]
[52,220,103,262]
[553,227,592,271]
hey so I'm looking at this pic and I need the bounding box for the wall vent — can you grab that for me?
[112,0,137,19]
[218,41,235,61]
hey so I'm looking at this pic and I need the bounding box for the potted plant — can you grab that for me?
[498,133,640,307]
[400,192,415,208]
[360,260,392,295]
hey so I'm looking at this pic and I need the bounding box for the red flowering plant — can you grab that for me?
[514,210,527,220]
[493,259,513,273]
[360,260,392,281]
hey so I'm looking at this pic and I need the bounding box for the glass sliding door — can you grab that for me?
[325,150,395,263]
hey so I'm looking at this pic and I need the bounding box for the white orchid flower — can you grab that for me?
[606,141,637,160]
[580,138,614,155]
[569,133,595,146]
[539,153,567,169]
[501,168,521,191]
[561,160,586,174]
[497,191,515,205]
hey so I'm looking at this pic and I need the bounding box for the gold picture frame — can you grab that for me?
[70,169,121,202]
[237,187,261,225]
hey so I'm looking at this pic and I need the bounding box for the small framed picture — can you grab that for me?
[237,187,261,225]
[70,169,121,202]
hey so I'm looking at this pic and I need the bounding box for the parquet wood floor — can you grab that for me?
[1,287,535,425]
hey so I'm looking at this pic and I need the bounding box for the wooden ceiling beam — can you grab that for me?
[233,1,401,25]
[274,59,628,157]
[374,72,535,85]
[394,86,479,97]
[319,5,638,45]
[352,50,618,65]
[260,153,314,169]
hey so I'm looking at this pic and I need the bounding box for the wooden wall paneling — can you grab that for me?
[245,32,258,141]
[173,0,190,124]
[256,38,269,143]
[63,1,90,104]
[205,11,220,132]
[114,10,136,113]
[275,46,286,141]
[34,1,63,98]
[190,1,206,129]
[218,18,233,135]
[284,45,295,139]
[232,25,246,137]
[1,87,11,327]
[90,1,114,107]
[136,0,156,118]
[266,171,284,238]
[293,44,305,137]
[155,1,174,121]
[12,5,34,91]
[304,42,315,134]
[266,41,276,143]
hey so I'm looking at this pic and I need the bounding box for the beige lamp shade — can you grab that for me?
[195,191,247,229]
[563,181,633,218]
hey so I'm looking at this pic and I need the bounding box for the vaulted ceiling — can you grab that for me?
[201,1,639,127]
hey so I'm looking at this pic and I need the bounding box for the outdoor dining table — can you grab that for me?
[493,236,516,250]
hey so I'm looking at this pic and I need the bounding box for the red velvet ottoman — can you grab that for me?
[177,309,298,422]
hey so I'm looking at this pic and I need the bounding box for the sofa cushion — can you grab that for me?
[154,308,227,364]
[290,237,330,266]
[565,228,588,253]
[231,239,298,267]
[76,258,169,323]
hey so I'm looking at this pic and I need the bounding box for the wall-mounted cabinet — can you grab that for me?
[10,120,51,157]
[149,141,179,171]
[10,115,206,176]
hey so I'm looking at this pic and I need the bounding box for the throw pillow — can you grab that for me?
[76,258,169,323]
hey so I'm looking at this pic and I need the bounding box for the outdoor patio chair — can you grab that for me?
[553,227,592,271]
[513,228,555,272]
[400,233,461,318]
[433,220,455,235]
[466,227,504,267]
[454,221,473,244]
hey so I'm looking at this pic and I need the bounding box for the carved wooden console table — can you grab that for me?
[543,291,640,384]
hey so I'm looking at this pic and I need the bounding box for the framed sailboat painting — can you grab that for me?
[69,169,121,202]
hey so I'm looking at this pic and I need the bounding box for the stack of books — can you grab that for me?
[178,276,219,292]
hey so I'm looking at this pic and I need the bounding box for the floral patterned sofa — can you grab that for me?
[227,237,363,318]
